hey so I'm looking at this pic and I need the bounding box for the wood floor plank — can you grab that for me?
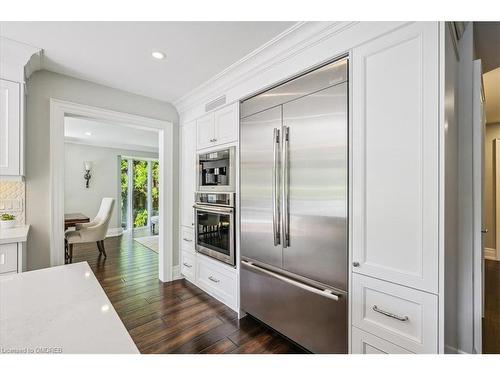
[76,229,304,354]
[199,337,238,354]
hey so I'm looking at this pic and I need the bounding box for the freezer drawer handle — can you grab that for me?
[242,260,340,301]
[182,262,192,268]
[372,305,409,322]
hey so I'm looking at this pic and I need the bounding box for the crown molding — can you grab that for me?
[174,21,358,115]
[0,36,42,81]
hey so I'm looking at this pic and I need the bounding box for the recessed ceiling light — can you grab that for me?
[152,51,165,60]
[85,131,92,136]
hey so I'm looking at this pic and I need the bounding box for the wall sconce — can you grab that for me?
[84,161,92,188]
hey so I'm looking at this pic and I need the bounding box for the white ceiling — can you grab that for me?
[64,116,159,153]
[484,67,500,124]
[0,21,295,103]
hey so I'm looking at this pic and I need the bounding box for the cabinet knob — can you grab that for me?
[482,229,488,234]
[353,262,360,267]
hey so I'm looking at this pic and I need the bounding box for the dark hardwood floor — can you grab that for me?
[483,259,500,353]
[71,230,304,354]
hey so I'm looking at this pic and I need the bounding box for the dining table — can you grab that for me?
[64,213,90,230]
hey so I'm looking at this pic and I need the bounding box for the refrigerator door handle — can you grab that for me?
[242,260,340,301]
[282,126,290,248]
[272,127,281,246]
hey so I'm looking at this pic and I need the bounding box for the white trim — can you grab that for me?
[496,138,500,264]
[50,99,174,282]
[64,138,159,154]
[445,345,468,354]
[175,21,408,120]
[105,227,123,238]
[172,265,182,280]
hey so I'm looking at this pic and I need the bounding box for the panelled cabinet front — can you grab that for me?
[0,79,21,176]
[352,22,439,294]
[181,121,196,228]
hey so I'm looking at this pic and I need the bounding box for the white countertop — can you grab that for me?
[0,225,30,245]
[0,262,139,354]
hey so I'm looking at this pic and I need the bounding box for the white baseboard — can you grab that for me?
[445,345,469,354]
[173,265,182,280]
[485,247,500,261]
[106,227,123,238]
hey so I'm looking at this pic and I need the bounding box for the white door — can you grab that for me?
[352,22,439,293]
[181,121,196,227]
[472,59,485,354]
[214,103,238,145]
[196,113,215,149]
[0,79,20,175]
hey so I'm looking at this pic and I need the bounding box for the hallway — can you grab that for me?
[483,259,500,353]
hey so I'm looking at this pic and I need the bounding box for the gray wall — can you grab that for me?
[64,142,158,231]
[484,123,500,250]
[26,70,179,270]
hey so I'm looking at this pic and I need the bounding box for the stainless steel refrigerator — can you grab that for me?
[239,58,348,353]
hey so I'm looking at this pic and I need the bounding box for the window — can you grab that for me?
[120,157,159,232]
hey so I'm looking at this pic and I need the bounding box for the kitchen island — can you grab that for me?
[0,262,138,354]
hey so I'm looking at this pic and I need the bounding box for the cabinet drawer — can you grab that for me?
[180,227,195,251]
[196,255,237,310]
[181,250,195,282]
[352,327,412,354]
[352,273,437,353]
[0,243,18,274]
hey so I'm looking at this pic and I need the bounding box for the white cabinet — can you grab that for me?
[352,273,438,353]
[0,243,18,274]
[180,121,196,228]
[214,103,239,145]
[181,250,195,283]
[352,22,439,293]
[0,79,21,176]
[196,113,215,150]
[0,238,27,276]
[195,253,237,311]
[196,103,238,149]
[352,327,412,354]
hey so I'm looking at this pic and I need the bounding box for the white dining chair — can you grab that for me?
[65,197,115,263]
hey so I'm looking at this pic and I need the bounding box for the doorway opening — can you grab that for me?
[474,22,500,353]
[50,99,174,282]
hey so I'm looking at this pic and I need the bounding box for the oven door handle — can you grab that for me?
[193,204,234,214]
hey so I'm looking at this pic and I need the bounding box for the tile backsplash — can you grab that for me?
[0,181,25,225]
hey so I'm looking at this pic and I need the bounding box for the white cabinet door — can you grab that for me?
[196,113,215,149]
[214,102,238,145]
[352,273,438,353]
[352,22,439,293]
[0,79,20,175]
[181,121,196,228]
[352,327,412,354]
[0,243,18,274]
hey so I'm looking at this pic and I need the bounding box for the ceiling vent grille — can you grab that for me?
[205,95,226,112]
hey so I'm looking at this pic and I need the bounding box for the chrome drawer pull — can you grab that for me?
[372,305,409,322]
[208,276,220,283]
[182,262,192,268]
[182,238,193,242]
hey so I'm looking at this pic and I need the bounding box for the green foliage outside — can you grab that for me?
[121,159,160,229]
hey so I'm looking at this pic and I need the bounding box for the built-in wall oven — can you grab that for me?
[194,192,235,267]
[197,147,236,192]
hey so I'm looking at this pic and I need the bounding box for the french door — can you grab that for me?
[120,157,159,231]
